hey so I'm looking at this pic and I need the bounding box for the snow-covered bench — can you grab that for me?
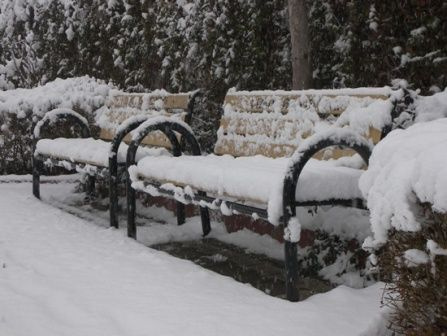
[126,87,411,301]
[32,90,200,229]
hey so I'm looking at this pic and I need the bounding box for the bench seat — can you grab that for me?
[132,154,363,208]
[35,138,169,167]
[124,88,411,301]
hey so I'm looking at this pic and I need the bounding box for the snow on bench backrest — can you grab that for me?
[215,88,396,158]
[97,90,192,148]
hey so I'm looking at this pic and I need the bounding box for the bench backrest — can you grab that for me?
[215,88,395,159]
[98,90,195,148]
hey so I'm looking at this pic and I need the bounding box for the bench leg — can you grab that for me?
[284,240,299,302]
[198,191,211,236]
[176,202,186,225]
[126,175,137,239]
[86,175,96,199]
[200,208,211,236]
[109,166,119,229]
[32,157,41,199]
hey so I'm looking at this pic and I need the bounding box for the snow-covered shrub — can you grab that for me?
[378,206,447,335]
[1,0,446,164]
[0,77,111,173]
[0,0,291,152]
[298,229,370,286]
[360,119,447,334]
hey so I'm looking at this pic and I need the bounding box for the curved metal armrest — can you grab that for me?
[108,114,185,184]
[33,108,91,142]
[124,117,204,239]
[282,129,373,220]
[109,115,153,161]
[281,128,373,303]
[126,117,201,168]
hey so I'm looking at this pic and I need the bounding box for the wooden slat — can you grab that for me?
[99,110,186,149]
[216,91,387,158]
[224,93,388,116]
[214,139,296,157]
[215,138,372,160]
[108,93,190,110]
[219,115,314,138]
[100,108,187,126]
[215,126,382,159]
[98,92,189,149]
[99,128,174,148]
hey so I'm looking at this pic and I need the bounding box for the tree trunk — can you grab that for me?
[288,0,312,89]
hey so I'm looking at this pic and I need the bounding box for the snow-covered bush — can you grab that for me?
[379,207,447,335]
[0,77,111,173]
[0,0,444,158]
[360,118,447,334]
[0,0,291,151]
[2,1,445,153]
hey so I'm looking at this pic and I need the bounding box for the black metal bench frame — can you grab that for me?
[32,92,200,229]
[126,121,373,302]
[126,90,414,302]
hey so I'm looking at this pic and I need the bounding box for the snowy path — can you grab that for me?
[0,182,387,336]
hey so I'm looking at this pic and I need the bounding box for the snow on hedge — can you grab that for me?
[360,118,447,248]
[414,88,447,123]
[0,76,111,121]
[0,77,114,173]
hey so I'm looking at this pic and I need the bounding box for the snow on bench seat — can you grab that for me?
[132,154,363,216]
[35,138,168,167]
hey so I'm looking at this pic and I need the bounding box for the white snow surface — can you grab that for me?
[414,88,447,123]
[228,87,394,97]
[132,154,363,225]
[403,249,429,267]
[0,182,389,336]
[360,118,447,247]
[0,76,110,119]
[35,137,170,166]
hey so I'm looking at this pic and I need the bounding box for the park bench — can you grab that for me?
[126,87,411,301]
[32,90,200,228]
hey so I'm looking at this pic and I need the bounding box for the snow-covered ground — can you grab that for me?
[0,180,389,336]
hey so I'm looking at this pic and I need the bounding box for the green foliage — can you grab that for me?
[1,1,445,93]
[309,0,447,92]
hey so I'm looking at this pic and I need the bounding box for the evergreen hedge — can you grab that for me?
[0,0,446,162]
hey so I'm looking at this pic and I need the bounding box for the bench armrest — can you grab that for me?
[124,117,203,238]
[282,128,373,237]
[33,108,91,141]
[126,117,201,167]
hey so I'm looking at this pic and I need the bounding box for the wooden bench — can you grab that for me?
[32,90,200,228]
[125,87,411,301]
